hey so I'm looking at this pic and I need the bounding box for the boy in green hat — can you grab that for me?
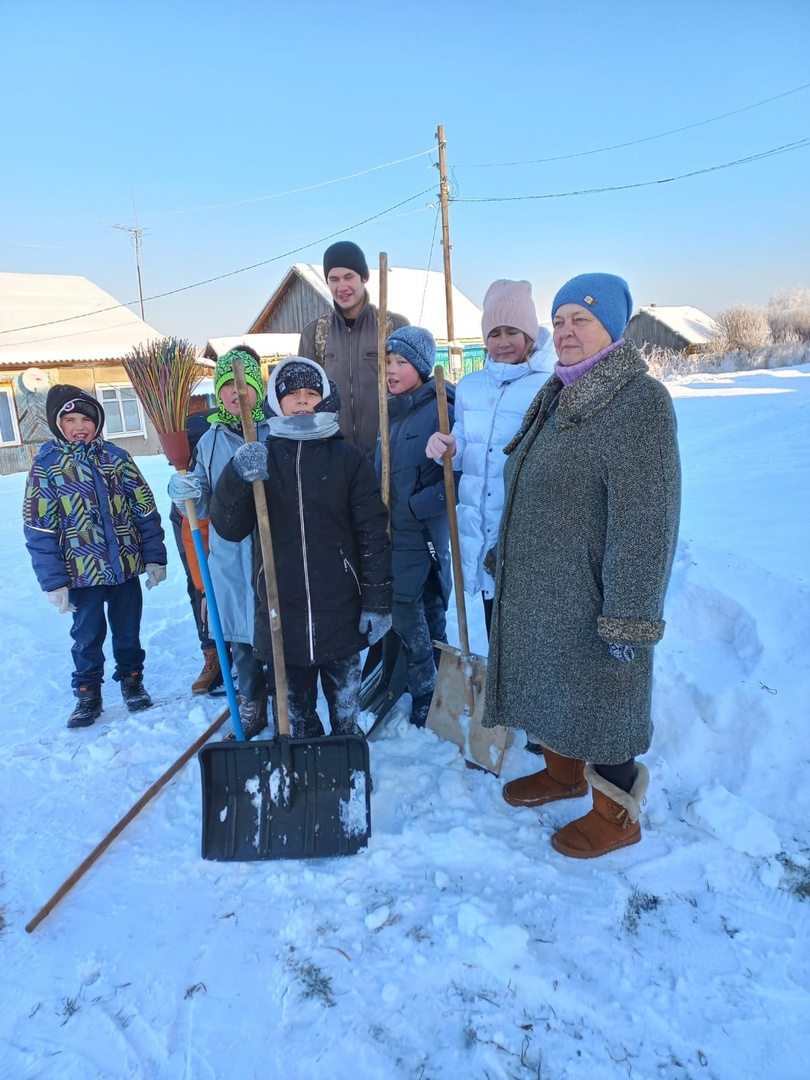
[168,346,272,738]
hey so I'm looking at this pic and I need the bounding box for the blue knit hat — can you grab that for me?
[551,273,633,343]
[385,326,436,382]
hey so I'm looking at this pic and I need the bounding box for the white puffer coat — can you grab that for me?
[449,329,555,597]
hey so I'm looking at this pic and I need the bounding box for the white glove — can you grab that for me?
[47,587,75,614]
[167,472,202,509]
[145,563,167,590]
[425,431,456,461]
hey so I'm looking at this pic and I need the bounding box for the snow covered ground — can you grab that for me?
[1,364,808,1080]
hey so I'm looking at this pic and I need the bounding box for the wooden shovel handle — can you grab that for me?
[26,705,231,933]
[434,365,471,657]
[377,252,390,512]
[231,359,291,737]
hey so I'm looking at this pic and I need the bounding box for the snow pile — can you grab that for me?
[1,365,808,1078]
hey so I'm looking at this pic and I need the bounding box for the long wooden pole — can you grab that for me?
[436,125,457,374]
[25,706,231,933]
[231,358,290,736]
[434,366,473,681]
[377,252,391,511]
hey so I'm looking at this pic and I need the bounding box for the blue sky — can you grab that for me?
[2,0,808,344]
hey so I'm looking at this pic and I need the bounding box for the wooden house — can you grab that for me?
[625,305,719,355]
[248,263,484,346]
[0,272,211,475]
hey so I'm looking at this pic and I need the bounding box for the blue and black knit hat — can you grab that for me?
[212,346,265,425]
[46,384,105,441]
[385,325,436,382]
[551,273,633,343]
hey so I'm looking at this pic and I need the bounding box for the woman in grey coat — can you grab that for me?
[483,273,681,859]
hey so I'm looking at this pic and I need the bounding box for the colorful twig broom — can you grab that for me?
[123,337,245,739]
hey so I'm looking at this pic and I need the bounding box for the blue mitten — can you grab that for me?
[168,473,202,508]
[232,442,269,483]
[608,642,635,662]
[359,611,392,645]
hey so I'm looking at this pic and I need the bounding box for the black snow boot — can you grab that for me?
[119,671,153,713]
[410,692,433,729]
[67,684,103,729]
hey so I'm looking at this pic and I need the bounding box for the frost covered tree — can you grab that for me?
[712,306,772,353]
[768,288,810,342]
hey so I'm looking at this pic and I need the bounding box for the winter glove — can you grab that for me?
[145,563,167,590]
[359,611,392,646]
[168,472,202,508]
[426,431,456,461]
[47,587,75,614]
[231,442,269,483]
[608,642,635,662]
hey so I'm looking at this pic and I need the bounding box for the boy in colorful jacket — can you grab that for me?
[23,385,167,728]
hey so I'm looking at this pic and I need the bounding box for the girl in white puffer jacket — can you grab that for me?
[426,280,555,635]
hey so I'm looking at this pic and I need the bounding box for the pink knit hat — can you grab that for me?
[482,279,538,342]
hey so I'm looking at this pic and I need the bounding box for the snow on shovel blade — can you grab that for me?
[198,735,371,861]
[426,643,510,776]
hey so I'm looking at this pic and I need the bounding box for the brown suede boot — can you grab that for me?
[191,648,221,695]
[502,748,588,807]
[551,763,650,859]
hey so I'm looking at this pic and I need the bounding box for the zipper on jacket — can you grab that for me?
[296,442,316,663]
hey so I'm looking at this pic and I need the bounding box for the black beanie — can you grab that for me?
[46,384,105,440]
[276,360,324,401]
[323,241,369,281]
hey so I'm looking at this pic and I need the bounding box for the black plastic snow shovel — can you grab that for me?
[198,358,372,861]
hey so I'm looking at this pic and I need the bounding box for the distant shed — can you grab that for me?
[625,305,719,355]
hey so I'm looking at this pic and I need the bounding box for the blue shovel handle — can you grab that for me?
[183,495,245,741]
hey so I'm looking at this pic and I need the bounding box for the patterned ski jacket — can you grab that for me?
[23,437,166,592]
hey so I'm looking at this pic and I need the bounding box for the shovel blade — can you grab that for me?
[198,735,371,861]
[426,644,509,775]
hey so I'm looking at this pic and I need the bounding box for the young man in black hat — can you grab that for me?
[297,240,408,460]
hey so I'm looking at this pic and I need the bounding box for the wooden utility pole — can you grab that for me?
[436,125,461,377]
[112,224,146,320]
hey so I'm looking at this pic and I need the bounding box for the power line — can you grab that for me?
[148,147,435,217]
[458,81,810,168]
[0,187,436,340]
[454,138,810,203]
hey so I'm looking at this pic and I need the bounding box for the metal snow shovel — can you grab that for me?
[198,357,372,861]
[426,366,510,775]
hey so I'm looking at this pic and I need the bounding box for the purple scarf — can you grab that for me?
[554,339,625,386]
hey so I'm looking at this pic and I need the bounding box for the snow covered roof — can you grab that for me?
[204,333,303,360]
[269,263,484,342]
[633,305,719,345]
[0,272,166,366]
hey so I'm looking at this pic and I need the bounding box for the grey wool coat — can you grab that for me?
[482,340,681,764]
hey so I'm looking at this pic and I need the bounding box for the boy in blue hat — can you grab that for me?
[382,326,454,728]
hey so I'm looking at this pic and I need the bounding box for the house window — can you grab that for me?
[0,385,22,447]
[98,384,147,439]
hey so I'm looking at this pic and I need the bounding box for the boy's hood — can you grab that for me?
[45,384,105,441]
[266,356,331,417]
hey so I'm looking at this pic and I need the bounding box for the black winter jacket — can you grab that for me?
[210,429,392,667]
[380,378,455,604]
